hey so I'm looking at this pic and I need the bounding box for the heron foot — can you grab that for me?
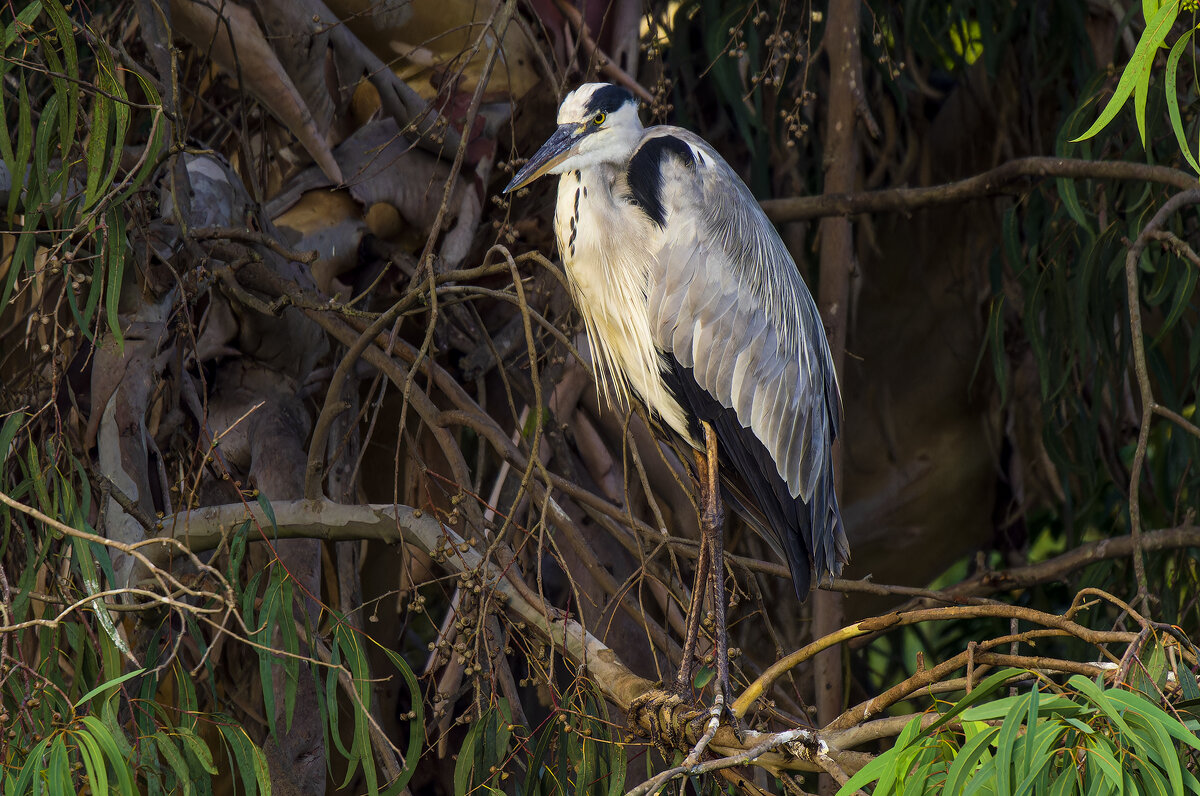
[627,687,742,752]
[628,689,697,751]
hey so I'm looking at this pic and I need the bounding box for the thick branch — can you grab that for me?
[153,498,842,773]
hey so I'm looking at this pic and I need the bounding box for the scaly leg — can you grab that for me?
[630,422,733,747]
[672,449,712,695]
[698,421,733,716]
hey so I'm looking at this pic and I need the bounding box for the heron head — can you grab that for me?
[504,84,642,193]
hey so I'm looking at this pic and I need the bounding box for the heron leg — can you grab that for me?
[672,474,712,695]
[698,421,733,717]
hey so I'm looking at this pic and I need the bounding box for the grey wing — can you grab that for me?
[636,128,849,586]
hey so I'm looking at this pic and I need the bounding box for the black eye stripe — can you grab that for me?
[583,85,635,116]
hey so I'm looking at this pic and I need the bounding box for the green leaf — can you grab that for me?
[219,722,271,796]
[1012,721,1070,795]
[71,534,133,663]
[1123,708,1183,796]
[75,667,146,708]
[42,0,78,155]
[338,624,377,794]
[1050,762,1082,796]
[96,52,130,199]
[1084,736,1126,793]
[177,723,218,776]
[114,75,165,204]
[943,725,1001,795]
[104,207,127,345]
[8,75,32,218]
[963,693,1085,722]
[455,712,486,796]
[75,728,110,796]
[1107,688,1200,753]
[903,759,944,796]
[1066,717,1096,735]
[837,714,927,795]
[48,735,70,796]
[1067,676,1137,740]
[80,241,104,335]
[100,696,134,761]
[3,3,43,48]
[0,212,38,318]
[11,736,52,796]
[324,640,351,760]
[33,89,60,208]
[523,716,559,796]
[1177,666,1200,702]
[81,714,136,795]
[1152,259,1197,347]
[1165,28,1200,175]
[1057,176,1095,237]
[228,519,251,587]
[252,738,272,795]
[256,491,278,532]
[0,411,24,463]
[153,731,196,796]
[1072,1,1181,143]
[1023,682,1041,773]
[927,668,1032,735]
[1143,0,1162,28]
[84,87,111,209]
[995,692,1030,794]
[374,642,424,792]
[1138,758,1174,796]
[1133,34,1153,146]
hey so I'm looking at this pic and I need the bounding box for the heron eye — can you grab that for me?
[593,112,606,126]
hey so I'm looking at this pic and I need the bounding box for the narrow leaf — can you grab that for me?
[1072,1,1181,142]
[1165,28,1200,174]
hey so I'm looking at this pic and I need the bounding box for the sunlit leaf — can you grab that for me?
[1072,1,1180,143]
[75,667,145,708]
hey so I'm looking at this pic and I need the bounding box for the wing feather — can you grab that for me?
[631,126,849,592]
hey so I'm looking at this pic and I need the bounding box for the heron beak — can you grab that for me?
[504,124,580,193]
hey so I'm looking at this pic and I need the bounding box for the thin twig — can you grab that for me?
[624,727,824,796]
[1121,188,1200,606]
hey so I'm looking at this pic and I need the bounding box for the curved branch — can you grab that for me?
[1123,188,1200,604]
[913,524,1200,602]
[731,604,1136,719]
[154,497,844,773]
[760,157,1198,222]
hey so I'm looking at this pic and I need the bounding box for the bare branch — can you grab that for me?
[1122,188,1200,605]
[761,157,1198,222]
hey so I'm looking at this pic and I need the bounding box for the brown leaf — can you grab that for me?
[171,0,343,183]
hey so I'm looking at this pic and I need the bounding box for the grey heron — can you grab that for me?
[504,83,849,713]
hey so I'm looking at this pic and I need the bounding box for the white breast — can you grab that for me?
[554,168,694,446]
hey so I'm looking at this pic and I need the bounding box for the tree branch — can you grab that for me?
[814,4,861,789]
[926,524,1200,601]
[760,157,1198,222]
[1122,188,1200,605]
[152,497,854,774]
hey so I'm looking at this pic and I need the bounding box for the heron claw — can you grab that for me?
[628,685,743,753]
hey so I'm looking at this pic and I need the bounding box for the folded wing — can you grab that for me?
[627,127,849,598]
